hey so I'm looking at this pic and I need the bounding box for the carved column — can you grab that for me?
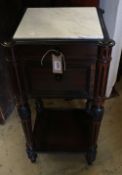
[86,40,115,165]
[1,41,37,162]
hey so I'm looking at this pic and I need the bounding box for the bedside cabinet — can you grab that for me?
[2,7,114,165]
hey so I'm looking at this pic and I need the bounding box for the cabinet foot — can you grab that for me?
[86,146,97,165]
[26,146,37,163]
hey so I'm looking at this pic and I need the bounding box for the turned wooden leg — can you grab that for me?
[17,103,37,162]
[85,40,115,165]
[86,101,104,165]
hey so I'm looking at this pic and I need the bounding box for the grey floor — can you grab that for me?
[0,79,122,175]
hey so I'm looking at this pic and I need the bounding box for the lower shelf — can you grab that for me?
[33,109,91,152]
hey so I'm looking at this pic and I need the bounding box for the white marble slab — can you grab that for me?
[13,7,104,39]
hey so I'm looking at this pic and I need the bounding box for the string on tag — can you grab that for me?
[41,49,66,71]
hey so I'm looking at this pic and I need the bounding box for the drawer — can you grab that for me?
[7,42,97,98]
[12,42,98,62]
[20,60,96,98]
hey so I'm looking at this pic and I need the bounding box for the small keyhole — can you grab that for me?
[55,74,62,81]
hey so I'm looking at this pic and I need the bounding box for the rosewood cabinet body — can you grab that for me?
[2,7,114,165]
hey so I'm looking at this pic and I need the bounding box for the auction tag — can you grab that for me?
[52,54,63,74]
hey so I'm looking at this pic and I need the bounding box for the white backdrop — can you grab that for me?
[100,0,122,97]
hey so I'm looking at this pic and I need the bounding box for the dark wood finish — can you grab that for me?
[33,108,90,152]
[2,8,115,163]
[0,0,99,124]
[52,0,99,7]
[6,42,96,99]
[17,102,37,162]
[71,0,99,7]
[0,0,114,165]
[2,35,114,164]
[24,0,99,7]
[85,40,115,164]
[70,0,99,6]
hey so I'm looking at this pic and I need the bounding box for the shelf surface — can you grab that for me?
[33,109,91,152]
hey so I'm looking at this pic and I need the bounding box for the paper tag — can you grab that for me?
[52,54,63,74]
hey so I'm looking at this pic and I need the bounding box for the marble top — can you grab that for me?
[13,7,104,40]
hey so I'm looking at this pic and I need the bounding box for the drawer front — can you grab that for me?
[7,43,97,98]
[12,43,97,62]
